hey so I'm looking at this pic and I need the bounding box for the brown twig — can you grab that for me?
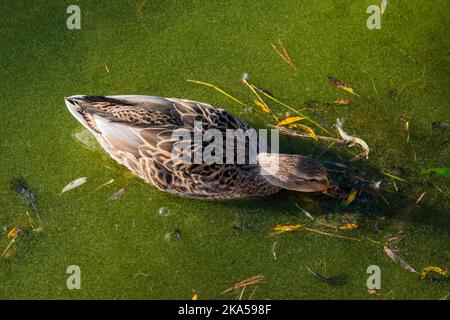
[267,125,345,143]
[221,274,267,295]
[271,41,297,70]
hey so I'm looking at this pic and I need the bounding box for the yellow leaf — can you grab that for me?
[368,289,384,297]
[254,100,272,113]
[419,266,448,280]
[277,116,305,126]
[289,124,318,141]
[327,76,360,97]
[337,223,358,230]
[334,99,352,105]
[345,188,358,206]
[192,290,199,300]
[7,227,21,239]
[272,224,301,232]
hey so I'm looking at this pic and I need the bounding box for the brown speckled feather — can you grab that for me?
[65,95,281,199]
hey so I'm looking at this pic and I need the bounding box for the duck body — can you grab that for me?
[65,95,283,199]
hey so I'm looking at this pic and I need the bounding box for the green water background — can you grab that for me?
[0,0,449,299]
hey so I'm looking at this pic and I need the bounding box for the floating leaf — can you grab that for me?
[271,241,278,260]
[421,168,450,180]
[419,266,448,280]
[277,116,305,126]
[334,99,352,105]
[345,188,358,206]
[289,124,318,141]
[383,246,417,273]
[192,290,199,300]
[254,100,272,113]
[7,227,22,239]
[272,224,301,232]
[61,177,88,194]
[108,188,125,202]
[368,289,384,297]
[337,223,358,230]
[327,76,360,96]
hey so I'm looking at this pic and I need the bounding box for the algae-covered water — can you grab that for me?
[0,0,449,299]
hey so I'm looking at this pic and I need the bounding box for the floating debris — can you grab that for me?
[242,73,272,114]
[61,177,88,194]
[163,232,172,242]
[335,118,369,160]
[271,224,301,234]
[10,177,38,213]
[304,266,347,286]
[104,63,110,74]
[271,241,278,260]
[187,79,247,107]
[288,124,318,141]
[415,192,427,205]
[271,40,297,70]
[296,204,315,221]
[277,116,305,126]
[405,121,410,143]
[327,76,360,97]
[419,266,448,281]
[368,289,384,297]
[383,246,417,273]
[221,274,267,295]
[345,188,358,206]
[334,99,352,105]
[192,289,199,300]
[336,223,358,231]
[1,227,23,258]
[108,188,125,202]
[158,207,170,217]
[164,229,182,241]
[92,179,114,193]
[271,223,359,241]
[6,227,22,239]
[380,170,407,182]
[254,100,271,113]
[72,128,99,151]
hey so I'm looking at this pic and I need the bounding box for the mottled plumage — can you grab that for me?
[65,95,329,199]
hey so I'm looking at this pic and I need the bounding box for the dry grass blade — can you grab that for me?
[271,40,297,70]
[268,125,343,143]
[328,76,360,97]
[221,274,267,295]
[383,246,417,273]
[187,79,247,107]
[303,226,360,241]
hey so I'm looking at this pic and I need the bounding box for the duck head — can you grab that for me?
[257,153,330,192]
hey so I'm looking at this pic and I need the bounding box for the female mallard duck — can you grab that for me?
[65,95,329,199]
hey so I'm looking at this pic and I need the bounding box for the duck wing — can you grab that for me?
[65,95,256,190]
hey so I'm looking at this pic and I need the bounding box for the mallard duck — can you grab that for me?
[65,95,329,199]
